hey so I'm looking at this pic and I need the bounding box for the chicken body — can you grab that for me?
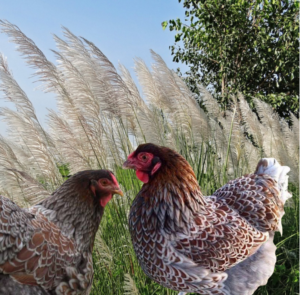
[0,170,123,295]
[0,275,48,294]
[124,144,291,295]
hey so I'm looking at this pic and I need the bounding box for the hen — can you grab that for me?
[123,143,291,295]
[0,170,123,295]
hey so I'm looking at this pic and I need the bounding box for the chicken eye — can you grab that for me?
[101,180,108,186]
[139,154,148,162]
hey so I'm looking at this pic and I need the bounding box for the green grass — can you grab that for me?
[90,155,299,295]
[256,183,299,295]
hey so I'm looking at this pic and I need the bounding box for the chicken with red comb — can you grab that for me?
[123,143,291,295]
[0,169,123,295]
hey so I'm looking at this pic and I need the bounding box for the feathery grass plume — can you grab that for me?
[0,54,36,120]
[94,230,114,273]
[134,58,164,107]
[49,48,106,170]
[100,117,132,167]
[150,50,184,113]
[238,93,264,151]
[53,31,107,121]
[1,21,104,170]
[0,53,63,185]
[0,108,62,187]
[217,108,246,173]
[254,98,299,184]
[279,117,299,184]
[55,30,139,167]
[118,64,145,110]
[151,50,210,144]
[118,63,146,141]
[243,138,261,172]
[6,168,50,205]
[119,63,163,146]
[290,113,299,146]
[254,98,283,159]
[82,37,135,120]
[47,110,96,172]
[134,58,175,147]
[207,117,227,163]
[171,71,211,143]
[0,20,59,93]
[255,99,299,185]
[135,51,212,153]
[0,136,27,204]
[197,83,221,119]
[123,273,139,295]
[0,137,50,205]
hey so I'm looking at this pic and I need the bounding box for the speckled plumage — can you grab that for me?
[126,144,291,295]
[0,170,120,295]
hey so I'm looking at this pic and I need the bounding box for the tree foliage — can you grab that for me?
[163,0,299,118]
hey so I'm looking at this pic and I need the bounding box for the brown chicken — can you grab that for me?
[123,143,291,295]
[0,170,123,295]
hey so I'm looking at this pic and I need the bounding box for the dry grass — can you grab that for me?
[0,21,298,295]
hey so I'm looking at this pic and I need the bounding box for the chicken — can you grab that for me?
[0,170,123,295]
[123,143,291,295]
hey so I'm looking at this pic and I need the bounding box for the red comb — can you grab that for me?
[110,173,119,187]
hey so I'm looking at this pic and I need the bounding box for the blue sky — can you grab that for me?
[0,0,188,131]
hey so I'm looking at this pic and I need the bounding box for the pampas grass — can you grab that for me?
[0,21,298,295]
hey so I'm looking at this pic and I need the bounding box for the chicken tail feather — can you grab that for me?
[255,158,291,204]
[255,158,292,235]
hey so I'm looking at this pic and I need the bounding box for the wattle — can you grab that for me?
[100,195,112,207]
[136,170,149,183]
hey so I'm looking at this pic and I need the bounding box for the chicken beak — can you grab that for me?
[112,188,124,197]
[123,159,135,170]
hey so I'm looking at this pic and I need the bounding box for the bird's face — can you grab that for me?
[123,145,162,183]
[90,172,123,207]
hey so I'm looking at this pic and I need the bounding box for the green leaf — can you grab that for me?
[164,0,299,117]
[161,21,168,30]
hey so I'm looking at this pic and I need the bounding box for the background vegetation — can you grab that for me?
[162,0,299,119]
[0,20,298,295]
